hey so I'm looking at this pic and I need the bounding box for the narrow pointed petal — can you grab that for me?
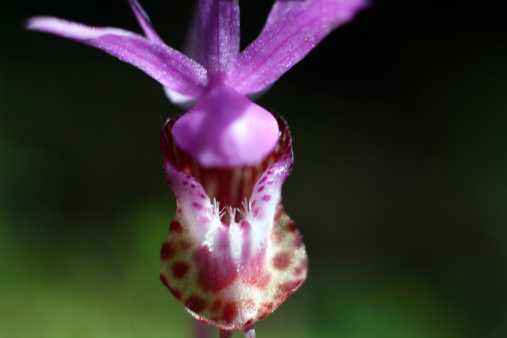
[26,17,207,98]
[128,0,164,43]
[160,115,308,331]
[197,0,240,76]
[171,83,279,168]
[229,0,367,95]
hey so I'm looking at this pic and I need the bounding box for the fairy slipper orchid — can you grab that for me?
[27,0,366,336]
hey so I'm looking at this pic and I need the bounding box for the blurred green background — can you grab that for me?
[1,0,506,337]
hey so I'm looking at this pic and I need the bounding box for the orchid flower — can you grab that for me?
[27,0,366,337]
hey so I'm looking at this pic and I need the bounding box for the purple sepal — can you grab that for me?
[197,0,240,76]
[128,0,164,44]
[230,0,368,95]
[25,16,208,99]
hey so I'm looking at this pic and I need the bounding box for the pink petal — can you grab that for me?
[229,0,368,95]
[128,0,164,44]
[26,16,208,98]
[171,83,279,168]
[197,0,240,77]
[160,115,307,331]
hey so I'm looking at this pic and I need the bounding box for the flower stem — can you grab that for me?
[194,319,213,338]
[219,329,233,338]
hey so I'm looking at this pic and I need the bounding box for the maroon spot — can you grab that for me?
[180,240,192,251]
[287,220,296,232]
[273,252,292,270]
[169,220,184,233]
[186,174,192,179]
[222,301,238,323]
[246,269,271,289]
[267,170,274,175]
[278,279,304,294]
[256,311,270,322]
[251,200,257,207]
[191,183,196,189]
[262,194,271,201]
[211,299,223,313]
[243,249,271,289]
[264,301,276,312]
[185,295,207,314]
[293,234,304,249]
[253,208,260,217]
[259,176,267,184]
[244,319,254,327]
[192,202,204,210]
[256,308,271,321]
[270,226,283,243]
[257,301,277,321]
[171,261,190,279]
[177,207,183,214]
[267,180,274,185]
[183,181,188,185]
[194,246,238,293]
[199,193,207,199]
[257,186,265,192]
[160,241,177,260]
[294,259,308,276]
[160,273,181,300]
[275,293,290,306]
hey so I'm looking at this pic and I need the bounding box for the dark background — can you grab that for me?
[1,0,506,337]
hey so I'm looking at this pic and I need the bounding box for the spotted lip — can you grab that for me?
[159,113,308,331]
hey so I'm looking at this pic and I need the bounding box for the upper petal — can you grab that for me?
[229,0,368,95]
[197,0,240,76]
[26,16,208,98]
